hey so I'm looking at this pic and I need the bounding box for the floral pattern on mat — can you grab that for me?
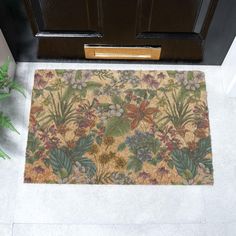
[24,70,213,185]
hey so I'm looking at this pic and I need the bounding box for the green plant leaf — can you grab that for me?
[167,159,174,169]
[41,89,77,126]
[111,95,123,105]
[93,70,114,80]
[117,142,126,152]
[75,156,96,177]
[167,71,177,78]
[200,158,213,173]
[0,112,19,134]
[96,136,102,145]
[0,60,10,79]
[163,90,194,130]
[132,89,148,99]
[27,132,41,153]
[86,81,102,90]
[95,171,114,184]
[127,156,143,172]
[49,149,72,178]
[148,155,162,166]
[75,71,82,80]
[0,93,10,100]
[26,153,42,164]
[194,136,212,161]
[148,90,157,100]
[9,81,26,97]
[98,103,110,110]
[73,134,94,157]
[171,148,197,180]
[43,158,51,168]
[187,71,194,80]
[105,117,130,137]
[55,70,65,76]
[79,88,87,98]
[150,139,161,154]
[194,136,213,173]
[0,148,10,159]
[26,134,45,164]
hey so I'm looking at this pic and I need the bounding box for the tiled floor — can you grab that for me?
[1,62,236,235]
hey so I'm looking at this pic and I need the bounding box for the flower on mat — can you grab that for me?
[142,74,160,89]
[108,104,124,117]
[34,73,47,89]
[125,100,158,129]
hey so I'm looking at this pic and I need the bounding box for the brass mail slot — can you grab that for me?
[84,45,161,60]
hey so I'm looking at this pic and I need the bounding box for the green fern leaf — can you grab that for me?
[0,148,10,159]
[0,112,19,134]
[49,149,72,178]
[0,60,10,79]
[9,81,26,97]
[74,156,96,177]
[73,134,94,157]
[127,156,143,172]
[0,93,10,100]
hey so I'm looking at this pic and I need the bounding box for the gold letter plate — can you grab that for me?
[84,45,161,60]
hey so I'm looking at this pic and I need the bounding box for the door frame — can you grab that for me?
[0,0,235,64]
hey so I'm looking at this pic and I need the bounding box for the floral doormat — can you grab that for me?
[24,69,213,185]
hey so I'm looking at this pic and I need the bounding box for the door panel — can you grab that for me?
[137,0,203,34]
[39,0,101,32]
[24,0,219,61]
[101,0,138,40]
[30,0,103,36]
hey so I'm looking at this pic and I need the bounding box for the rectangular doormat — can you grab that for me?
[24,70,213,185]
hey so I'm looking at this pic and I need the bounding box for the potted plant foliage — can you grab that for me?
[0,60,25,159]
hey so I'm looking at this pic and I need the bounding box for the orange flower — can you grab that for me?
[126,100,158,129]
[57,124,69,135]
[194,128,206,138]
[66,140,76,149]
[31,106,43,114]
[29,114,37,128]
[187,141,197,151]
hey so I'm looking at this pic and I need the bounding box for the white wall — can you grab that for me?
[0,29,16,77]
[221,37,236,97]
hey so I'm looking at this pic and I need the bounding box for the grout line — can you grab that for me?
[11,223,14,236]
[12,222,207,226]
[10,221,236,226]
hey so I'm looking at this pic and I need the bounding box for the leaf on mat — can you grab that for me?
[105,117,130,137]
[49,149,72,178]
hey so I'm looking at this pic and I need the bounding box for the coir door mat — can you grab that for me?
[24,70,213,185]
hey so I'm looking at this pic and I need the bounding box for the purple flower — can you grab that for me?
[138,171,151,179]
[137,148,152,161]
[34,73,47,89]
[142,74,159,89]
[157,167,169,176]
[175,72,187,85]
[45,71,54,78]
[142,74,153,83]
[119,70,140,85]
[82,71,93,80]
[64,70,88,90]
[64,70,76,83]
[33,166,45,174]
[157,72,165,79]
[150,178,159,184]
[125,131,157,162]
[175,71,203,91]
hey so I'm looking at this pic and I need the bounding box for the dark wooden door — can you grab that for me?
[24,0,218,61]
